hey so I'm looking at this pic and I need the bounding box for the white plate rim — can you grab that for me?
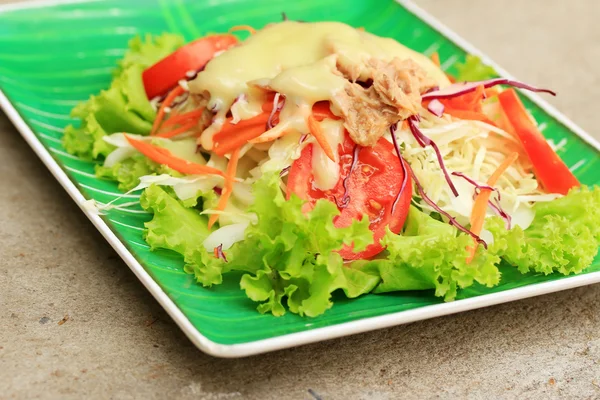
[1,0,599,358]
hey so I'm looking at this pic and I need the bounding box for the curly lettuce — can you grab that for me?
[141,172,379,317]
[229,172,377,317]
[63,33,184,160]
[139,184,224,285]
[140,175,600,316]
[95,154,158,191]
[354,206,502,301]
[455,54,497,81]
[488,186,600,275]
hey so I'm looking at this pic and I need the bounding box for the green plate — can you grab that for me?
[1,0,599,357]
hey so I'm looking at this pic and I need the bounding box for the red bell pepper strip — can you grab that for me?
[498,89,579,194]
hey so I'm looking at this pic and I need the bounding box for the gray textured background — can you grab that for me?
[1,0,599,399]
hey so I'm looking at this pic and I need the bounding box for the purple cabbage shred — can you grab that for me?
[452,172,512,230]
[215,244,228,262]
[391,125,487,248]
[407,116,459,197]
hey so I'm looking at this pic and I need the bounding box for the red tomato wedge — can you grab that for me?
[498,89,579,195]
[287,133,412,260]
[142,35,238,99]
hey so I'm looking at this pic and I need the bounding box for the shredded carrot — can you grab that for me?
[161,108,205,128]
[484,87,499,98]
[229,25,256,35]
[307,114,335,162]
[151,85,185,135]
[438,85,498,125]
[357,27,365,31]
[212,113,270,155]
[466,152,519,262]
[312,101,339,121]
[213,247,219,257]
[125,135,225,177]
[446,74,456,83]
[444,108,497,126]
[441,85,485,112]
[208,146,241,229]
[155,119,199,139]
[430,52,441,67]
[211,94,281,148]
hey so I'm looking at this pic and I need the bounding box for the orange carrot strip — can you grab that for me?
[162,108,205,128]
[441,85,485,112]
[216,112,270,140]
[208,146,241,229]
[212,113,270,155]
[213,123,268,155]
[155,119,199,139]
[312,101,339,121]
[229,25,256,34]
[444,108,497,126]
[484,87,499,98]
[151,85,185,135]
[261,102,275,113]
[430,52,441,67]
[125,135,224,177]
[251,99,341,144]
[466,152,519,262]
[307,114,335,162]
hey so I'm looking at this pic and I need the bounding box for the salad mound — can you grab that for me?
[65,21,600,317]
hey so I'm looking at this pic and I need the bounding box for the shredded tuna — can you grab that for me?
[333,58,435,146]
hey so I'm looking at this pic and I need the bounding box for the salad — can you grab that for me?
[65,21,600,317]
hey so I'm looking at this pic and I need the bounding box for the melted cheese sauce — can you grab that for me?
[190,21,450,150]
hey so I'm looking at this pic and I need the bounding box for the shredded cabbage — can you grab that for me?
[389,109,553,230]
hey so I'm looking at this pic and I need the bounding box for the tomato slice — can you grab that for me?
[287,132,412,260]
[142,35,238,99]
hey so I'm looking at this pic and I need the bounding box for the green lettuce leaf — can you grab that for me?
[138,175,600,316]
[140,185,211,253]
[354,206,501,301]
[95,154,158,191]
[488,186,600,275]
[63,33,184,159]
[114,33,185,76]
[140,172,377,316]
[227,172,378,317]
[455,55,497,81]
[140,184,226,286]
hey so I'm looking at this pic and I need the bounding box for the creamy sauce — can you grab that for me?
[268,55,347,104]
[190,21,450,150]
[311,119,344,190]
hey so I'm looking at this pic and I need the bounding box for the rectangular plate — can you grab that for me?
[1,0,599,358]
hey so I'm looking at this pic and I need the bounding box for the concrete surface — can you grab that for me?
[1,0,600,399]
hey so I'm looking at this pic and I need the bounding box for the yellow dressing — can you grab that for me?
[189,21,450,150]
[268,55,347,104]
